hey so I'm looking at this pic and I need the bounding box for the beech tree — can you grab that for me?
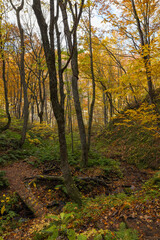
[79,3,96,151]
[0,5,11,132]
[10,0,29,146]
[59,0,88,167]
[96,0,160,104]
[32,0,82,205]
[26,37,48,124]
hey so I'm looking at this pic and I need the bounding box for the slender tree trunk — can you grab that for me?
[45,98,48,123]
[18,16,29,146]
[103,92,108,126]
[87,6,96,151]
[71,47,88,167]
[66,75,74,153]
[10,0,29,146]
[17,82,22,119]
[0,16,11,132]
[131,0,154,103]
[60,0,88,167]
[144,55,154,103]
[31,103,34,123]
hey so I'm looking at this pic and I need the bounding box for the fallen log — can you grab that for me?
[16,185,48,217]
[25,175,111,188]
[25,175,64,181]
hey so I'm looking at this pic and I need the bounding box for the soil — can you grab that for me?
[0,159,160,240]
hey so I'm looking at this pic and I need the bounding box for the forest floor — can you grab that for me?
[0,157,160,240]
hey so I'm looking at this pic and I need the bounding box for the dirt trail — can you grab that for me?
[1,161,48,217]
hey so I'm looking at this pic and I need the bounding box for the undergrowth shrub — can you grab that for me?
[115,103,159,136]
[26,122,57,145]
[141,171,160,200]
[0,193,20,234]
[0,171,8,189]
[0,149,30,166]
[33,211,138,240]
[88,150,123,177]
[96,103,160,168]
[104,222,138,240]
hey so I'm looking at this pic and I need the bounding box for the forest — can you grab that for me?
[0,0,160,239]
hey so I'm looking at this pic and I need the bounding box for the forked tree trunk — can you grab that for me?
[32,0,82,205]
[59,0,88,167]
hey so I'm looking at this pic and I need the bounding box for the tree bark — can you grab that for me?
[103,92,108,126]
[87,6,96,151]
[0,19,11,131]
[32,0,81,205]
[10,0,29,147]
[131,0,154,103]
[0,16,11,132]
[59,0,88,167]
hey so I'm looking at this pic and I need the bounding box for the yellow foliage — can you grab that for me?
[1,205,5,215]
[26,122,55,145]
[115,103,160,136]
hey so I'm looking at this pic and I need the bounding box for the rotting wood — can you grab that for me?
[16,185,48,217]
[25,175,111,188]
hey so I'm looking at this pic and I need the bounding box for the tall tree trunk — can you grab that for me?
[45,98,48,123]
[0,17,11,132]
[31,102,34,123]
[103,92,108,126]
[10,0,29,147]
[60,0,88,167]
[66,74,74,153]
[71,46,88,167]
[32,0,81,205]
[87,6,96,151]
[131,0,154,103]
[17,81,22,119]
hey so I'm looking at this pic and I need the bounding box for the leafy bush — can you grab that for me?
[141,171,160,200]
[0,171,8,189]
[0,149,30,166]
[112,103,160,168]
[115,103,159,136]
[95,105,160,168]
[68,148,81,166]
[33,212,87,240]
[88,151,123,177]
[33,212,138,240]
[104,222,138,240]
[0,193,19,234]
[26,122,57,145]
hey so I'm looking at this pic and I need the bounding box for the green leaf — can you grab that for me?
[47,229,58,240]
[45,225,57,233]
[46,215,59,221]
[77,234,87,240]
[94,234,103,240]
[67,229,76,240]
[60,212,65,220]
